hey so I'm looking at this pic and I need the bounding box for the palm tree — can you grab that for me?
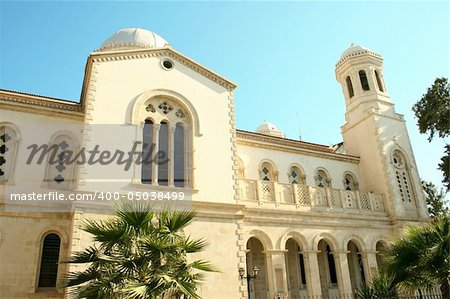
[383,215,450,298]
[66,202,215,299]
[355,271,397,299]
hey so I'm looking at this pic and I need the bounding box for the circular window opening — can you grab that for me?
[162,59,174,70]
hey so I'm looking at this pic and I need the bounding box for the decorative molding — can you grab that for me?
[89,48,237,91]
[0,90,83,115]
[336,50,383,68]
[237,130,360,164]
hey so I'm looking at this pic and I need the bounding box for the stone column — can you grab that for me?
[302,250,322,298]
[263,250,278,298]
[265,250,288,299]
[362,251,379,282]
[151,124,160,185]
[335,251,353,297]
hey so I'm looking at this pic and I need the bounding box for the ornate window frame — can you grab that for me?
[343,171,358,191]
[131,90,197,189]
[391,149,416,207]
[259,159,277,182]
[314,167,331,188]
[43,131,79,190]
[287,163,306,184]
[0,122,20,185]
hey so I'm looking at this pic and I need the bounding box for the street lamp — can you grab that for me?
[239,266,260,299]
[239,266,259,280]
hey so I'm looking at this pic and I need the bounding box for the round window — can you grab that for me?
[161,59,174,70]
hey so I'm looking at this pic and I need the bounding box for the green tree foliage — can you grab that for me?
[412,77,450,190]
[422,181,449,218]
[383,215,450,298]
[66,202,215,299]
[355,272,397,299]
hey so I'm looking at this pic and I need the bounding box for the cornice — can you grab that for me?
[335,50,383,68]
[88,47,237,92]
[236,130,360,164]
[0,90,84,119]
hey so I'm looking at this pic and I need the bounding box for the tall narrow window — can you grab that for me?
[359,70,370,91]
[46,135,77,189]
[374,70,384,92]
[141,119,153,184]
[174,123,185,187]
[38,233,61,288]
[141,98,192,188]
[393,150,414,205]
[158,121,169,186]
[299,253,307,286]
[346,76,354,98]
[0,125,18,183]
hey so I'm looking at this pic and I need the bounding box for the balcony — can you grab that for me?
[237,179,386,215]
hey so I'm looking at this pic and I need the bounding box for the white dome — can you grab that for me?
[256,121,285,138]
[99,28,169,51]
[340,44,370,59]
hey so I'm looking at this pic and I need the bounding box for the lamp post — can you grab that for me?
[239,266,259,299]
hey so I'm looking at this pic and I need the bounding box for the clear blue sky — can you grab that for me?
[1,1,449,191]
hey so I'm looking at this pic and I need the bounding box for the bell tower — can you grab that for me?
[335,44,428,220]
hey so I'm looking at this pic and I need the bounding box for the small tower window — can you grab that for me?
[359,70,370,91]
[38,233,61,288]
[374,70,384,92]
[346,76,354,98]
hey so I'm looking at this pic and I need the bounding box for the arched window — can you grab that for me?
[0,124,19,183]
[343,173,358,191]
[174,123,185,187]
[260,162,275,181]
[141,119,153,184]
[374,70,384,92]
[141,98,192,188]
[289,166,305,184]
[46,134,77,189]
[315,169,330,188]
[38,233,61,288]
[392,150,415,205]
[158,121,169,186]
[359,70,370,91]
[346,76,354,98]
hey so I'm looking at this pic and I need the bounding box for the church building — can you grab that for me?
[0,28,428,299]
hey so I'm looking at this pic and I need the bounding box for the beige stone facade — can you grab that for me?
[0,29,428,299]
